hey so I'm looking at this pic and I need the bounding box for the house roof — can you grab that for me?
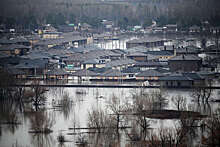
[126,46,149,52]
[21,51,50,59]
[34,35,87,46]
[169,55,201,61]
[12,37,29,43]
[87,67,111,73]
[127,37,164,44]
[146,50,173,56]
[5,68,25,75]
[127,52,147,57]
[83,59,100,64]
[134,61,167,67]
[102,69,124,77]
[0,38,16,44]
[14,59,48,69]
[46,68,70,75]
[63,53,85,62]
[159,73,193,81]
[182,73,204,80]
[72,69,97,77]
[121,67,140,74]
[106,59,136,68]
[0,52,11,58]
[0,44,30,51]
[176,45,201,54]
[136,69,164,77]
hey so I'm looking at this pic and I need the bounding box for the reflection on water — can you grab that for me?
[0,87,219,146]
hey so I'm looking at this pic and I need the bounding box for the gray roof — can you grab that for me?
[127,52,147,57]
[21,51,50,59]
[134,61,167,67]
[182,73,204,80]
[63,53,85,62]
[5,68,25,75]
[146,50,173,56]
[0,39,16,44]
[0,52,11,58]
[0,44,30,51]
[159,73,193,81]
[126,46,149,52]
[176,45,201,54]
[12,37,29,43]
[14,59,48,69]
[83,59,100,64]
[127,37,164,44]
[169,55,201,61]
[34,35,87,46]
[136,69,164,77]
[72,69,97,77]
[106,59,136,68]
[102,69,124,77]
[46,68,70,75]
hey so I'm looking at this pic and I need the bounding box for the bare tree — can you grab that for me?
[191,80,213,103]
[29,111,54,134]
[202,109,220,146]
[172,95,187,111]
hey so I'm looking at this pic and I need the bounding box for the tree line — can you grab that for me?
[0,0,220,29]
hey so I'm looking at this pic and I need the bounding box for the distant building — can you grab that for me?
[0,44,30,56]
[168,55,202,72]
[189,25,200,34]
[160,73,205,87]
[126,37,164,49]
[164,24,178,33]
[46,68,70,80]
[136,69,164,81]
[42,32,62,39]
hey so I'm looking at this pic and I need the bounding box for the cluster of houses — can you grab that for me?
[0,23,220,88]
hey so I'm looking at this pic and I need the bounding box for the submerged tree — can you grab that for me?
[29,111,54,134]
[202,109,220,146]
[172,95,187,111]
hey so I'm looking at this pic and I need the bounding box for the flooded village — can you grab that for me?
[1,0,220,147]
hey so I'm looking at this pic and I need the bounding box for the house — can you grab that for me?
[5,68,26,79]
[45,68,70,80]
[72,69,98,81]
[189,25,200,34]
[134,61,168,71]
[126,37,164,49]
[14,59,48,76]
[127,52,149,62]
[121,67,140,80]
[164,24,178,33]
[105,59,136,70]
[0,38,16,46]
[159,73,205,87]
[175,45,201,56]
[34,35,87,48]
[168,55,202,72]
[63,53,85,71]
[42,32,62,39]
[80,23,93,31]
[205,45,220,55]
[0,44,30,56]
[152,27,164,34]
[97,69,126,81]
[136,69,164,81]
[145,50,174,62]
[57,25,75,33]
[12,37,31,46]
[81,59,105,69]
[209,27,220,34]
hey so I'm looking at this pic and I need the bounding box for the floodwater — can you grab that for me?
[0,87,220,147]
